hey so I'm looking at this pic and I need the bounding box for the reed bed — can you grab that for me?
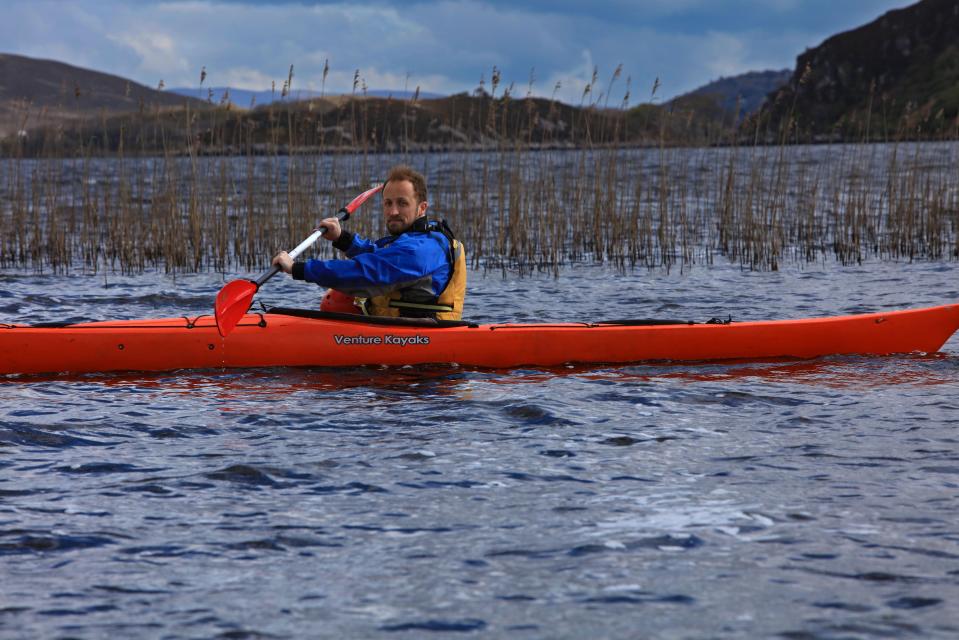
[1,75,957,277]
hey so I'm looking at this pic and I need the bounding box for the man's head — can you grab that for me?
[382,165,428,235]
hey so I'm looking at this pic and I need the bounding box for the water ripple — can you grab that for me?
[380,618,487,633]
[0,423,114,448]
[0,530,116,555]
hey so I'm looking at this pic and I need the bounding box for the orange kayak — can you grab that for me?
[2,304,958,376]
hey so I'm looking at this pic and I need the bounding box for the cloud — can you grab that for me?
[109,31,190,78]
[215,66,279,90]
[0,0,916,102]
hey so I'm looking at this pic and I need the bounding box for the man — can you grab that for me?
[272,165,466,320]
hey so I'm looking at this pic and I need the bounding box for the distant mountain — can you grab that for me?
[761,0,959,136]
[671,69,792,117]
[0,52,204,136]
[168,86,444,108]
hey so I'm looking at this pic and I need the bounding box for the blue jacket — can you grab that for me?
[291,216,453,299]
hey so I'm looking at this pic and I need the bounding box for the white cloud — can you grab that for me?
[699,32,750,79]
[216,66,279,90]
[543,50,600,105]
[109,31,190,78]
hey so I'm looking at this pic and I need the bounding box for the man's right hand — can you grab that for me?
[319,218,342,241]
[272,251,293,273]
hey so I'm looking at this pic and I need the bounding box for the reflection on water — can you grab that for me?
[6,352,956,393]
[612,353,959,388]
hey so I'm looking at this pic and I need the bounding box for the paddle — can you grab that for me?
[214,183,384,337]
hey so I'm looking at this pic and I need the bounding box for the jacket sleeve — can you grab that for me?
[332,231,377,257]
[297,235,449,298]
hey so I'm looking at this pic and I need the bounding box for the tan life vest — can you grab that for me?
[363,223,467,320]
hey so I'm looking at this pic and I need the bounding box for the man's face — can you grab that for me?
[382,179,427,234]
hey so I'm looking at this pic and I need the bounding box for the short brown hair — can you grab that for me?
[385,165,428,203]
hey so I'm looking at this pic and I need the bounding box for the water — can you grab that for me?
[2,260,959,639]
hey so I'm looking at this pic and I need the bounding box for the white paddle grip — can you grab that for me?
[287,229,326,259]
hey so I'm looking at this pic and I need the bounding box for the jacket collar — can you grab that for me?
[393,215,430,236]
[410,215,430,233]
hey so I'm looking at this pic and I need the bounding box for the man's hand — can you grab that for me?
[272,251,293,273]
[318,218,342,241]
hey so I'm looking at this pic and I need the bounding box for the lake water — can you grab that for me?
[2,259,959,639]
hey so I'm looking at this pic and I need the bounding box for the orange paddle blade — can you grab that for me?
[215,279,258,337]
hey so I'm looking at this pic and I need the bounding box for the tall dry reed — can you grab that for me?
[0,67,957,278]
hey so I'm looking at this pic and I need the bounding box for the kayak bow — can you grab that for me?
[2,303,958,376]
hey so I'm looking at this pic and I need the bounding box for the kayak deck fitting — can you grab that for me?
[2,303,958,376]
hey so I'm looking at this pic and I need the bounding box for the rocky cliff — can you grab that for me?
[762,0,959,137]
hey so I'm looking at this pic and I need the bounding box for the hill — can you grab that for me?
[761,0,959,137]
[672,69,791,117]
[0,52,206,137]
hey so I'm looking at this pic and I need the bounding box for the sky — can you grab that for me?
[2,0,916,104]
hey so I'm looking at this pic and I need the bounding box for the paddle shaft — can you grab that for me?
[254,221,336,287]
[253,182,384,288]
